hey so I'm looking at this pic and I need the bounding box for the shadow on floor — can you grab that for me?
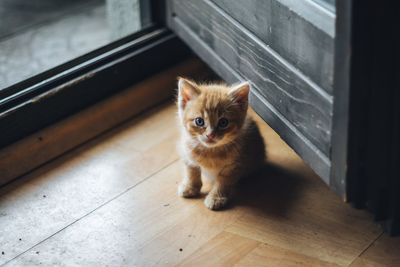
[233,163,309,217]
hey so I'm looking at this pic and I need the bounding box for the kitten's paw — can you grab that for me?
[204,195,229,210]
[178,183,201,198]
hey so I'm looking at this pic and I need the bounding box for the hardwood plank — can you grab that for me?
[212,0,335,93]
[236,242,340,267]
[350,234,400,267]
[4,162,245,267]
[0,97,390,266]
[177,232,259,267]
[1,102,391,266]
[226,212,378,267]
[0,58,207,186]
[225,152,381,267]
[169,0,332,157]
[226,175,381,267]
[0,104,179,265]
[225,112,381,267]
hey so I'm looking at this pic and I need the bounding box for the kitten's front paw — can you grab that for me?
[204,194,229,210]
[178,183,201,198]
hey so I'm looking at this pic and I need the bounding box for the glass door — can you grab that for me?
[0,0,191,148]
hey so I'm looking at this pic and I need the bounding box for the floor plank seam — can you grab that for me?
[225,226,338,265]
[174,231,222,265]
[233,241,264,266]
[175,217,254,264]
[347,231,384,267]
[0,158,179,267]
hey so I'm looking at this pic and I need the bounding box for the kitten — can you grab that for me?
[176,78,266,210]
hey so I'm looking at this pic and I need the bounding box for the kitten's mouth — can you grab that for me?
[199,137,219,147]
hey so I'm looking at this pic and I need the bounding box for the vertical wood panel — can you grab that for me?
[212,0,335,93]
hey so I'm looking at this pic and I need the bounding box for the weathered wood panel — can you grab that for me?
[211,0,335,93]
[168,0,333,156]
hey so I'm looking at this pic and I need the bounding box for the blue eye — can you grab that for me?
[195,117,204,127]
[218,118,229,129]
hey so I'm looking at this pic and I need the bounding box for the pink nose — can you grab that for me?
[206,132,216,140]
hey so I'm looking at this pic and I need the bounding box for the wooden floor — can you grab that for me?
[0,102,399,267]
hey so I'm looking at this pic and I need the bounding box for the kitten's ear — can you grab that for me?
[229,82,250,109]
[178,77,201,109]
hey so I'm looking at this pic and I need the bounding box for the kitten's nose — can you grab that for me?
[206,132,216,140]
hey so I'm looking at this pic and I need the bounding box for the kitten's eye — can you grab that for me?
[194,117,205,127]
[218,118,229,129]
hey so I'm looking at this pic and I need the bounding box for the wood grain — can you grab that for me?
[350,234,400,267]
[236,242,340,267]
[177,232,259,267]
[212,0,335,93]
[0,104,180,265]
[2,162,245,267]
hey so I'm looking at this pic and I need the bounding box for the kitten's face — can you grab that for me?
[177,78,249,148]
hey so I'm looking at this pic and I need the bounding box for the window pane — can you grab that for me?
[0,0,148,90]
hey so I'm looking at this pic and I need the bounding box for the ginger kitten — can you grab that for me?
[176,78,266,210]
